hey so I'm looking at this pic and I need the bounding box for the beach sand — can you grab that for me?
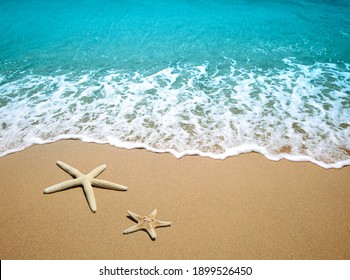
[0,140,349,260]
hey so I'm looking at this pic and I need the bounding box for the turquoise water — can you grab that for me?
[0,0,350,168]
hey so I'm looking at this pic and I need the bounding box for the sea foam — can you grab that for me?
[0,59,349,168]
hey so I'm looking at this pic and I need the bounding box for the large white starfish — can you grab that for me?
[44,161,127,213]
[123,209,172,240]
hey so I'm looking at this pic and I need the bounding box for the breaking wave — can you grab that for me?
[1,58,350,168]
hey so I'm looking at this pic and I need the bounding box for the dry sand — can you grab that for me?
[0,140,349,259]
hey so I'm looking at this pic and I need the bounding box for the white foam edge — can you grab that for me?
[1,135,349,170]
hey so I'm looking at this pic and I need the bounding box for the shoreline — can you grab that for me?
[1,137,350,170]
[0,140,349,259]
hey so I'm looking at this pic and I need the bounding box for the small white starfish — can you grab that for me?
[123,209,172,240]
[44,161,127,213]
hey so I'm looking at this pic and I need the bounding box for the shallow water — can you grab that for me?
[1,0,350,168]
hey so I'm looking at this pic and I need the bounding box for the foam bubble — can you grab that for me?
[0,59,349,169]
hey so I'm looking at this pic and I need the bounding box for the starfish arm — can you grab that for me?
[44,178,81,193]
[91,179,128,191]
[123,224,142,235]
[57,161,83,178]
[82,180,97,213]
[149,209,157,219]
[155,221,172,228]
[127,210,143,222]
[146,227,157,240]
[87,164,107,178]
